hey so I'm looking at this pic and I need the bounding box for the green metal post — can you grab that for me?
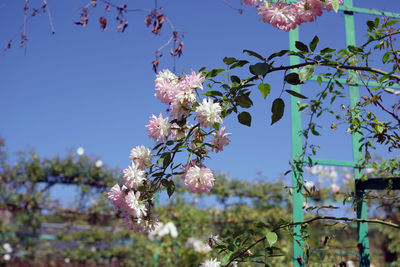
[289,27,305,267]
[343,0,370,265]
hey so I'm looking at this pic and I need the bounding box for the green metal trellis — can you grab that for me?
[287,1,400,266]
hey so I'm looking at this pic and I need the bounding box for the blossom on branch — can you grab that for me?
[123,163,147,190]
[146,113,171,142]
[129,145,153,170]
[196,98,223,128]
[184,166,215,193]
[211,126,232,153]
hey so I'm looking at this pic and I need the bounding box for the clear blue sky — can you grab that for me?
[0,0,399,189]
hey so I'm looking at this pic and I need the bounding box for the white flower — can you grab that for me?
[331,183,340,193]
[365,168,374,174]
[304,181,315,191]
[129,145,153,170]
[95,160,103,168]
[3,254,10,261]
[196,98,223,128]
[199,258,220,267]
[123,163,146,190]
[186,237,212,253]
[3,243,12,253]
[64,258,70,263]
[76,147,85,156]
[155,69,178,83]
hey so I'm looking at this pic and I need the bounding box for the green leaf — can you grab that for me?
[267,49,289,61]
[243,49,266,61]
[231,75,241,84]
[167,180,175,198]
[295,41,308,52]
[249,62,270,76]
[266,232,278,247]
[221,252,233,265]
[230,60,249,69]
[284,73,302,85]
[299,65,315,82]
[320,47,336,54]
[223,57,237,65]
[258,83,271,99]
[331,0,339,12]
[271,98,285,125]
[382,51,391,63]
[309,36,319,52]
[238,111,252,127]
[206,68,224,78]
[204,90,223,97]
[285,90,307,99]
[236,94,253,108]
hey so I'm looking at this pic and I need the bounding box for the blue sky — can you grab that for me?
[1,0,399,191]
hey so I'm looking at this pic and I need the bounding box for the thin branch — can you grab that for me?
[267,62,400,82]
[225,216,400,266]
[43,0,55,34]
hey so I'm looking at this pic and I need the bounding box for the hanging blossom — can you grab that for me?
[129,145,153,170]
[184,165,215,193]
[244,0,343,32]
[211,126,232,153]
[106,184,126,210]
[107,69,233,233]
[196,98,223,128]
[146,113,171,142]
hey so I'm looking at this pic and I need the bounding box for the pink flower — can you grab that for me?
[123,163,147,190]
[259,2,298,32]
[182,71,205,90]
[196,98,223,128]
[129,145,152,170]
[106,184,126,210]
[184,166,215,193]
[211,126,231,153]
[242,0,259,6]
[146,113,171,142]
[155,78,178,104]
[125,191,147,218]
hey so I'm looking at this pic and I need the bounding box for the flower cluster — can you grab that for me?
[243,0,343,31]
[148,70,232,193]
[106,146,158,232]
[107,69,232,232]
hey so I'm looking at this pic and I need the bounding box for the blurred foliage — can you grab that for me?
[0,139,398,266]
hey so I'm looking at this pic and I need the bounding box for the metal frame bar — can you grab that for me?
[288,1,400,266]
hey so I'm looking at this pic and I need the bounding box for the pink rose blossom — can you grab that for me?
[242,0,259,6]
[106,184,126,210]
[211,126,231,153]
[155,78,178,104]
[184,166,215,193]
[196,98,223,128]
[146,113,171,142]
[129,145,152,170]
[182,71,205,90]
[123,163,147,190]
[125,191,147,218]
